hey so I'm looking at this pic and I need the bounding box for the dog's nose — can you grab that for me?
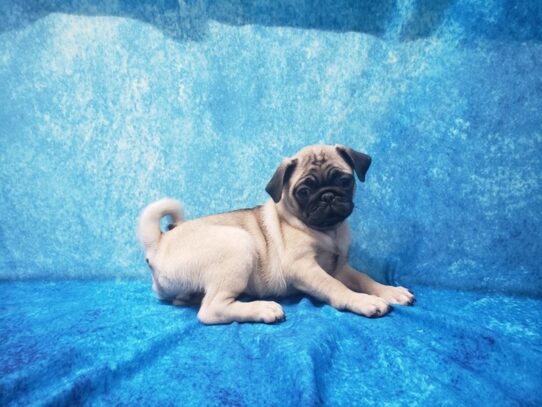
[321,192,335,203]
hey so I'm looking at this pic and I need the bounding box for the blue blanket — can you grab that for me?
[1,0,541,405]
[1,281,541,406]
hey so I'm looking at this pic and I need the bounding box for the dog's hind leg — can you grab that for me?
[196,257,285,324]
[198,290,285,324]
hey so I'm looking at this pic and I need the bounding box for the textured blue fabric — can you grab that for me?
[1,1,541,405]
[1,281,541,406]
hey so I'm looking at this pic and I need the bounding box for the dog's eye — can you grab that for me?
[304,178,316,188]
[338,176,353,188]
[296,187,311,199]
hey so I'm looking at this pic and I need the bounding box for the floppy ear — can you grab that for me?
[335,145,372,182]
[265,158,298,203]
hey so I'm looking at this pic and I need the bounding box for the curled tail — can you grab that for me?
[137,198,183,260]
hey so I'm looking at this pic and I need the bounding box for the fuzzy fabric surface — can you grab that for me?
[1,0,541,405]
[1,281,541,406]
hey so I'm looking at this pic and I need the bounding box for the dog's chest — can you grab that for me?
[313,227,350,275]
[316,250,344,276]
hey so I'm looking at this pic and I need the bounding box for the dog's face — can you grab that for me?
[266,145,371,231]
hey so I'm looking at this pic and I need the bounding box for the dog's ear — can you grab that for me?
[265,158,298,203]
[336,145,372,182]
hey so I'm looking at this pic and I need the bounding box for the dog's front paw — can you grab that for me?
[375,285,415,306]
[254,301,285,324]
[349,294,391,318]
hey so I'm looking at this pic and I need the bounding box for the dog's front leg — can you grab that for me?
[335,264,415,306]
[290,260,391,318]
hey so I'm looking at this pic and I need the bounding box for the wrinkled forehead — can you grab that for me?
[291,147,351,184]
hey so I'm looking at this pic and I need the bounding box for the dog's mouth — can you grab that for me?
[305,198,353,230]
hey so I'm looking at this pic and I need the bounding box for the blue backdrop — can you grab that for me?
[1,0,541,295]
[1,2,541,406]
[1,0,540,295]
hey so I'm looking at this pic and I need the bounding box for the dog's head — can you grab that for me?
[266,144,371,231]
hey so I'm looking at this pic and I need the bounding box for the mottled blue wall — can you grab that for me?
[0,1,541,295]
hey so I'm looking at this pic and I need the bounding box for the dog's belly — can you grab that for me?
[245,260,291,298]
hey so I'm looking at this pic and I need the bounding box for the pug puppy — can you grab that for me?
[137,144,414,324]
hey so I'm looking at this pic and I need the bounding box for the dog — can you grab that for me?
[137,144,414,324]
